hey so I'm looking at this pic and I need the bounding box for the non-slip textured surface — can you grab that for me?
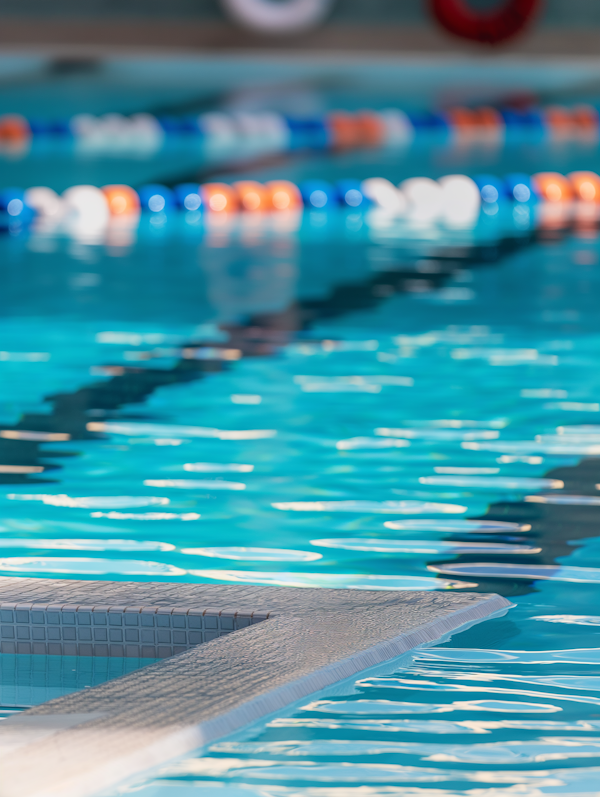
[0,579,510,797]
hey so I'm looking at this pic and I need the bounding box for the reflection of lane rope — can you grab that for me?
[0,228,533,485]
[430,0,541,44]
[220,0,334,33]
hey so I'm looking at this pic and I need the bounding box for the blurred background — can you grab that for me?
[0,0,598,55]
[8,6,600,797]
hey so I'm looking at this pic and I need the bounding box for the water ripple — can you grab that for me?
[89,512,200,520]
[143,480,246,491]
[533,615,600,626]
[272,501,467,514]
[87,421,276,440]
[0,557,185,576]
[525,495,600,506]
[376,428,500,441]
[401,419,508,429]
[419,476,563,490]
[162,757,566,784]
[558,425,600,434]
[384,519,530,533]
[0,539,174,551]
[416,648,600,665]
[211,738,600,764]
[294,376,413,393]
[307,699,561,715]
[358,675,600,706]
[183,463,254,473]
[182,547,321,562]
[336,438,411,450]
[462,441,600,455]
[298,383,382,394]
[434,467,500,474]
[6,495,169,509]
[403,670,600,692]
[538,435,600,445]
[428,563,600,583]
[310,539,540,554]
[269,717,600,733]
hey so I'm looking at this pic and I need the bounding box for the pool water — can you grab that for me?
[0,655,158,709]
[2,221,599,588]
[6,204,600,797]
[4,53,600,797]
[120,604,600,797]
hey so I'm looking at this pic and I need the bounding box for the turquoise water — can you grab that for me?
[5,210,600,795]
[5,52,600,797]
[2,213,581,587]
[0,655,157,709]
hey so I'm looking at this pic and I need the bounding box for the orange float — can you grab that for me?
[447,106,504,140]
[568,171,600,203]
[326,111,362,150]
[0,114,31,155]
[355,112,386,148]
[201,183,239,213]
[544,106,574,139]
[476,106,505,134]
[233,180,270,211]
[531,172,574,203]
[101,184,140,216]
[265,180,303,211]
[571,104,599,138]
[0,114,31,144]
[446,107,478,133]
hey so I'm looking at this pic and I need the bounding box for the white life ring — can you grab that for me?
[220,0,334,34]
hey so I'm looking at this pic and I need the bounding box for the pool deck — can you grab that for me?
[0,579,510,797]
[1,21,600,58]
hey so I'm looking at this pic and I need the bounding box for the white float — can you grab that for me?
[400,176,444,223]
[361,177,407,214]
[62,185,110,241]
[24,187,64,220]
[439,174,481,227]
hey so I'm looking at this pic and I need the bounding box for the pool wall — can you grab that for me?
[0,599,264,659]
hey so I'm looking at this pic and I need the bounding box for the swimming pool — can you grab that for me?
[75,220,599,797]
[3,53,600,796]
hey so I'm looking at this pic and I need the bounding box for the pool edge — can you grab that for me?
[0,583,511,797]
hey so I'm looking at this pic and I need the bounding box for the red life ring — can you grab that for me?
[430,0,541,44]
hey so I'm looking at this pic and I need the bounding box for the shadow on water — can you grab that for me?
[432,458,600,597]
